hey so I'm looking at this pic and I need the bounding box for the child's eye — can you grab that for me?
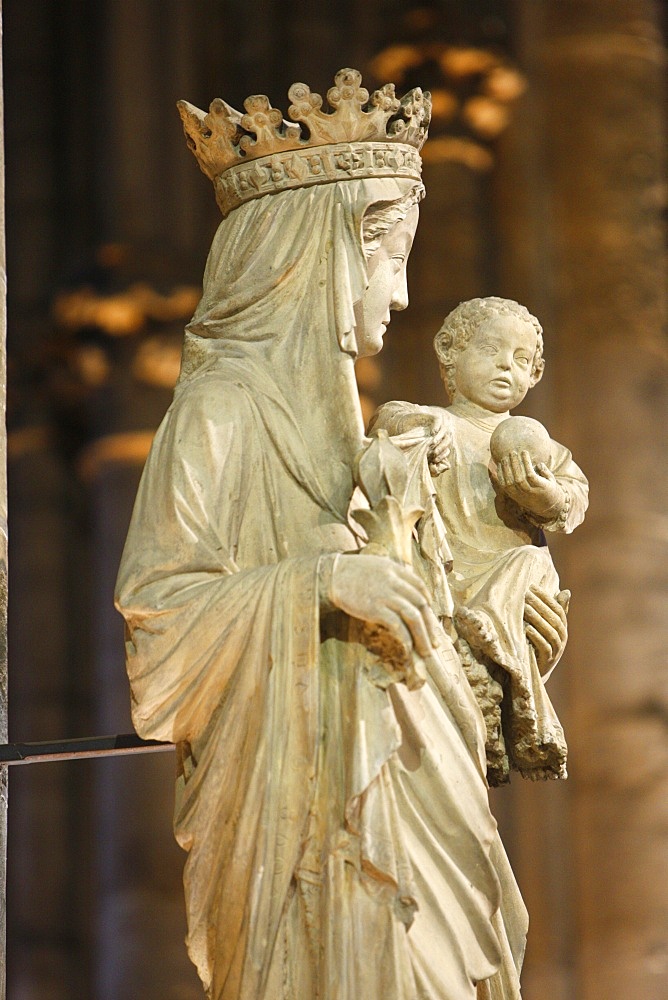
[514,355,531,367]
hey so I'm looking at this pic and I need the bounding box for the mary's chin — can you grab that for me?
[357,336,384,359]
[357,324,387,359]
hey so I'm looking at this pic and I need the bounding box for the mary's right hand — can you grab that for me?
[328,553,439,659]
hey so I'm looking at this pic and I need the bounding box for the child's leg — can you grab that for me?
[454,545,559,675]
[453,546,567,780]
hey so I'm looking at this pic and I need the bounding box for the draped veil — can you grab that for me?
[178,177,420,517]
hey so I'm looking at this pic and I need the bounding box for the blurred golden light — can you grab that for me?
[462,96,510,139]
[429,88,458,122]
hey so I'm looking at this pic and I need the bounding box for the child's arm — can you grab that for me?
[368,401,452,475]
[545,442,589,533]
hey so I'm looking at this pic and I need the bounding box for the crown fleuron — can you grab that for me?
[177,68,431,218]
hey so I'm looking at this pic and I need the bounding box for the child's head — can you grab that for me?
[434,297,544,408]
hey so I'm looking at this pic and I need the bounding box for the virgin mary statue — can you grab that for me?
[115,70,530,1000]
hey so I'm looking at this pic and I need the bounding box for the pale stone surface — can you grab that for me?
[370,297,588,787]
[489,417,551,469]
[525,5,668,996]
[115,73,568,1000]
[488,5,667,995]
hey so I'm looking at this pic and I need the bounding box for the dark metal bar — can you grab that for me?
[0,734,174,765]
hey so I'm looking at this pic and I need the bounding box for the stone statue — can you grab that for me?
[115,72,570,1000]
[369,297,589,786]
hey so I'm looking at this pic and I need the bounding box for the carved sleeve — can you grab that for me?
[115,380,321,743]
[536,439,589,534]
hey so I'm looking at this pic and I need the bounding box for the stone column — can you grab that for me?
[506,3,667,997]
[489,15,576,999]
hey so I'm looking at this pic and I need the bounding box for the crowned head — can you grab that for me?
[178,68,431,218]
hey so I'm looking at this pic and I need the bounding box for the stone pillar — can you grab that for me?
[489,16,576,1000]
[2,0,97,987]
[505,3,667,997]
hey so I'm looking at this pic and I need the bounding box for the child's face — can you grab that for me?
[451,315,538,413]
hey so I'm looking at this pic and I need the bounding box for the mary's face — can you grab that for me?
[354,205,419,358]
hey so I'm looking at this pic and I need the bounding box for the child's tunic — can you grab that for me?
[371,400,589,782]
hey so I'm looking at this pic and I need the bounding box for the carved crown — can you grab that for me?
[178,68,431,217]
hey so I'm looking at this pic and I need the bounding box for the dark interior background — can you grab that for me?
[4,2,667,998]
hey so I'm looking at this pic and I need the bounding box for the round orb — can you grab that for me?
[490,416,551,467]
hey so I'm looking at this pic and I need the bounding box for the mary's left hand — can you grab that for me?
[524,586,570,676]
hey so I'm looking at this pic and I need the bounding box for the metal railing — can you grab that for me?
[0,734,173,765]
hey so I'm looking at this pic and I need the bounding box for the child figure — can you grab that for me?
[370,297,588,784]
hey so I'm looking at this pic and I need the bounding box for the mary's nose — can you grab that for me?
[391,271,409,312]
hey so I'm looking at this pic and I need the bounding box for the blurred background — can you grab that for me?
[3,1,666,998]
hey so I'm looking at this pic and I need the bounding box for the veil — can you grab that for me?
[176,176,422,515]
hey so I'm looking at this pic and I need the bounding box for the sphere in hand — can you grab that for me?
[490,416,551,467]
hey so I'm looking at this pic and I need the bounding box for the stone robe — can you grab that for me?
[116,180,527,1000]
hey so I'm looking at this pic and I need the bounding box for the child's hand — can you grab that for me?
[396,408,452,474]
[427,413,451,474]
[493,450,565,519]
[368,404,451,474]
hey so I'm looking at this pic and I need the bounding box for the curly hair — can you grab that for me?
[433,296,545,401]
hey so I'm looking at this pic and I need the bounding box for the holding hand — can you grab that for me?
[493,450,565,520]
[391,407,452,475]
[427,415,452,476]
[328,553,439,659]
[524,586,569,675]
